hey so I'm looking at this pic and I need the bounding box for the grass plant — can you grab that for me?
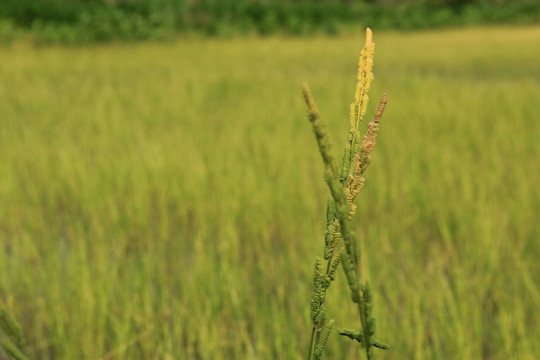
[303,28,389,360]
[0,26,539,359]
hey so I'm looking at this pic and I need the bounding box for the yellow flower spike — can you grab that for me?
[350,28,376,160]
[349,103,356,134]
[355,28,375,106]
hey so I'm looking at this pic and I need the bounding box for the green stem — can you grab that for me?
[307,327,317,360]
[357,301,371,360]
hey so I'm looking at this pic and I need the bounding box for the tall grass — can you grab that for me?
[0,26,539,359]
[303,28,389,360]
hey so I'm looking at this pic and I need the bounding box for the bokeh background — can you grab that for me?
[0,0,539,43]
[1,1,539,359]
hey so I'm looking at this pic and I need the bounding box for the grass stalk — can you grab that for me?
[303,28,389,360]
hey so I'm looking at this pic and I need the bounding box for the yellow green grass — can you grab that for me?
[0,26,539,359]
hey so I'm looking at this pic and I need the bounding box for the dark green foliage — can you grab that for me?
[0,302,32,360]
[0,0,539,43]
[1,340,29,360]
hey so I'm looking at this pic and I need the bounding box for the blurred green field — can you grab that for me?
[0,26,539,359]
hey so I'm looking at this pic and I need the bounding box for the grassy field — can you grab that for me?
[0,26,539,359]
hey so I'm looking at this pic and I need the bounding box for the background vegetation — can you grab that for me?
[0,0,539,43]
[0,26,539,359]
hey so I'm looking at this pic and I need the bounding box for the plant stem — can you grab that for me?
[307,327,317,360]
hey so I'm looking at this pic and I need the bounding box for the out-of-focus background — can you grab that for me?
[0,1,539,359]
[0,0,539,42]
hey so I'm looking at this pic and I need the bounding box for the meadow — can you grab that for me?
[0,26,539,359]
